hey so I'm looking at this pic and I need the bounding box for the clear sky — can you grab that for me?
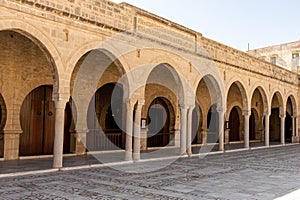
[112,0,300,51]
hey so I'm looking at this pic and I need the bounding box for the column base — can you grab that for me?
[292,136,299,143]
[124,151,132,161]
[133,152,140,162]
[4,130,22,160]
[187,149,192,157]
[75,131,87,155]
[75,141,86,155]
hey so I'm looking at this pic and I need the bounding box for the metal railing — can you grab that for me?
[87,129,123,151]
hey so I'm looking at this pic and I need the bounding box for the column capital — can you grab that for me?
[280,114,286,119]
[264,112,270,117]
[243,110,251,116]
[180,104,195,110]
[216,107,226,114]
[188,105,195,110]
[292,114,298,119]
[179,104,188,110]
[136,99,145,111]
[54,100,67,109]
[52,92,70,102]
[125,98,135,110]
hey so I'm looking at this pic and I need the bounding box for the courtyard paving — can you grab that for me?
[0,144,300,199]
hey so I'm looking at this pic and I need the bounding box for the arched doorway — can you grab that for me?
[285,112,292,143]
[249,108,258,140]
[147,97,171,147]
[270,108,280,142]
[270,93,282,142]
[87,83,124,151]
[285,96,295,143]
[229,107,240,141]
[207,104,218,143]
[19,85,72,156]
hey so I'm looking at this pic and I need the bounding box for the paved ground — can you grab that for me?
[0,144,300,199]
[0,142,279,175]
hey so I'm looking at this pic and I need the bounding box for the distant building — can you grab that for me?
[248,41,300,72]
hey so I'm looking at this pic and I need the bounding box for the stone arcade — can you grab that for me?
[0,0,299,169]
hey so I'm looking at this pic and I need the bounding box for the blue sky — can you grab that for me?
[112,0,300,51]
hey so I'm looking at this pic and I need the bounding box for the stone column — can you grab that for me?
[186,106,194,157]
[218,109,225,151]
[3,129,22,160]
[125,100,134,161]
[280,115,285,145]
[133,100,144,162]
[180,105,188,155]
[201,128,208,145]
[75,130,87,155]
[53,100,67,169]
[224,129,230,144]
[264,113,270,147]
[292,116,299,143]
[296,116,299,139]
[243,110,250,149]
[292,116,295,137]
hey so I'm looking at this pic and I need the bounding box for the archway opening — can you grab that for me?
[196,75,222,145]
[144,63,181,148]
[147,97,173,147]
[229,106,241,141]
[71,48,128,153]
[0,29,59,158]
[270,93,282,142]
[250,87,267,142]
[87,83,124,151]
[249,108,259,140]
[285,96,294,143]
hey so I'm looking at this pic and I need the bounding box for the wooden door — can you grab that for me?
[43,87,55,154]
[229,107,240,141]
[20,86,55,156]
[147,98,170,147]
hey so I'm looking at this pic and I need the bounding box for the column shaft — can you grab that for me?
[218,110,225,151]
[296,117,299,137]
[292,117,295,137]
[125,101,133,161]
[265,114,270,147]
[133,101,144,162]
[280,116,285,145]
[186,106,194,156]
[180,106,188,155]
[53,100,66,169]
[244,113,250,148]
